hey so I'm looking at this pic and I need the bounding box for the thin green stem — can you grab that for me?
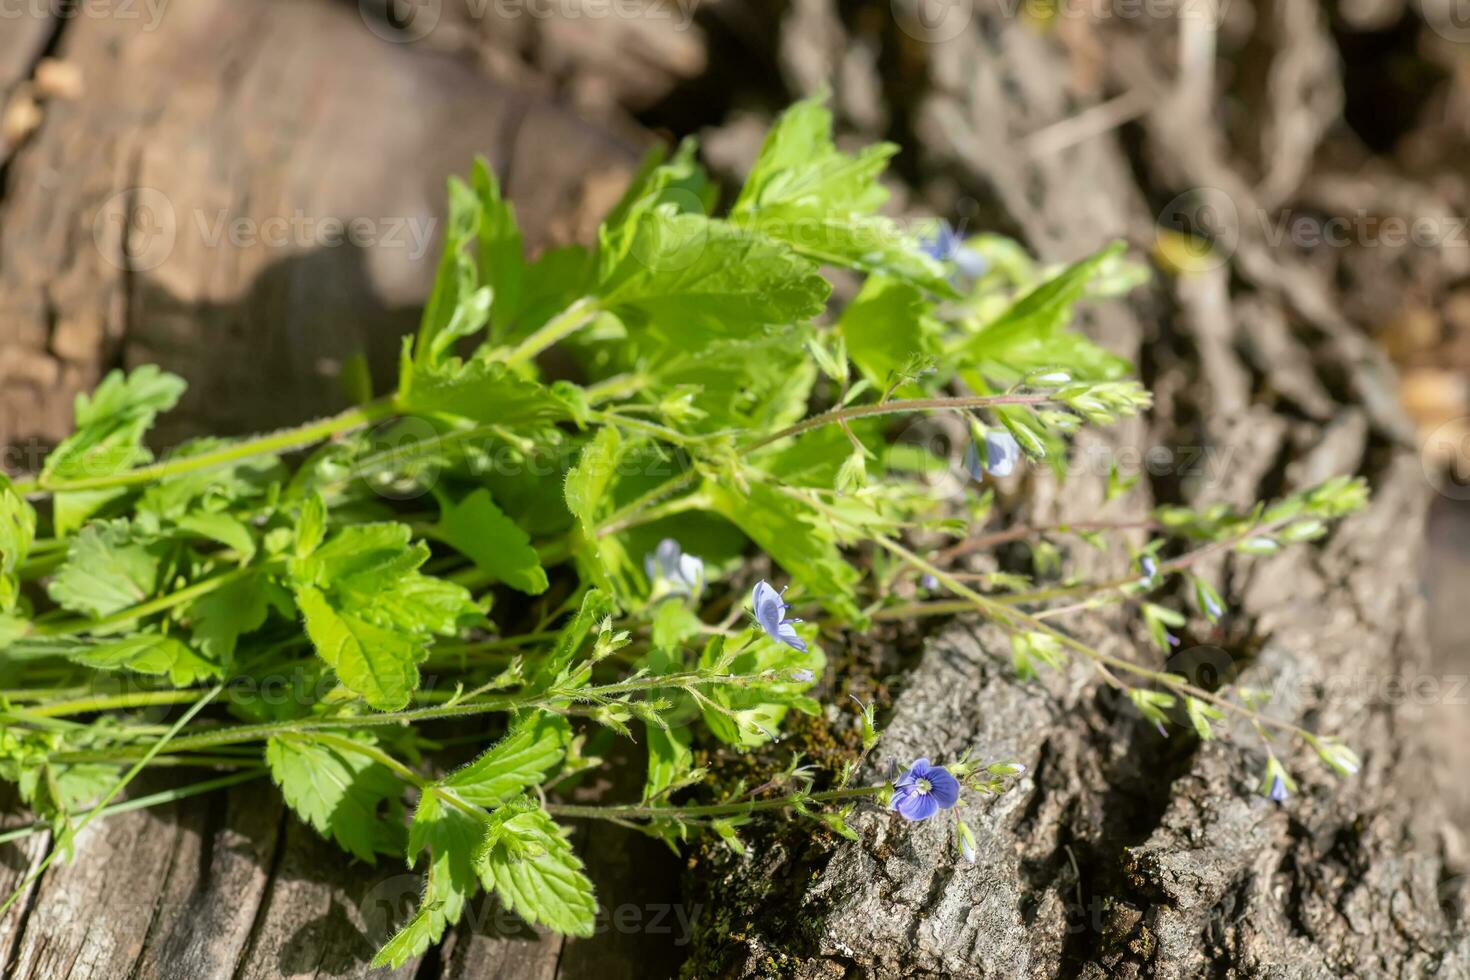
[14,400,395,497]
[871,529,1314,741]
[744,392,1058,452]
[48,671,759,764]
[31,566,258,638]
[28,688,212,718]
[292,731,429,788]
[0,683,224,918]
[585,392,1062,541]
[547,784,885,821]
[503,297,598,367]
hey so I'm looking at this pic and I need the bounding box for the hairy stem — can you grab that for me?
[547,784,885,821]
[14,400,396,497]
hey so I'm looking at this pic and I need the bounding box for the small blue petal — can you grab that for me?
[965,431,1023,480]
[1268,774,1290,803]
[895,790,940,821]
[776,621,808,653]
[647,538,705,597]
[952,247,988,279]
[1139,555,1159,582]
[752,580,808,652]
[919,222,961,261]
[926,767,961,809]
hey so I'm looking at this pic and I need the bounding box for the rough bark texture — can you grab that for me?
[0,4,685,978]
[683,3,1470,977]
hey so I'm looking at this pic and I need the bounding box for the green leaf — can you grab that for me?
[399,357,579,427]
[597,138,715,277]
[734,97,890,216]
[477,803,597,937]
[295,585,423,711]
[46,520,170,619]
[704,480,861,621]
[644,723,693,802]
[1184,696,1223,741]
[290,521,477,708]
[414,174,492,371]
[498,245,595,346]
[134,439,284,521]
[48,631,218,685]
[0,476,35,613]
[175,512,256,563]
[533,589,616,689]
[642,331,817,433]
[442,714,570,807]
[434,489,547,595]
[596,211,830,341]
[957,242,1129,377]
[838,276,938,389]
[730,96,950,292]
[373,789,486,968]
[42,365,186,483]
[266,732,404,862]
[185,569,269,665]
[472,158,525,339]
[696,627,824,747]
[564,426,622,538]
[295,493,327,558]
[293,523,479,637]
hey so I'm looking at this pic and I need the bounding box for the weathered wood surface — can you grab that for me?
[680,2,1470,977]
[0,3,692,978]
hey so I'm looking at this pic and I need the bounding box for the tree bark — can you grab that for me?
[682,3,1470,977]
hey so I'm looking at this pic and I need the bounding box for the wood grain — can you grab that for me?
[0,3,680,978]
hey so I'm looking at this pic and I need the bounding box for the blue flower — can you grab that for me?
[645,538,705,597]
[919,222,987,279]
[1267,773,1289,803]
[752,580,807,653]
[965,430,1022,479]
[1202,592,1224,620]
[789,668,815,683]
[890,757,961,821]
[1138,555,1159,584]
[920,574,939,590]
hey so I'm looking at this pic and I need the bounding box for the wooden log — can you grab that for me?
[0,3,688,978]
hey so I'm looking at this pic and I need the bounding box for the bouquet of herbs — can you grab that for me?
[0,98,1364,965]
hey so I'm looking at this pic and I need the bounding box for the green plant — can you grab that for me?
[0,97,1364,965]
